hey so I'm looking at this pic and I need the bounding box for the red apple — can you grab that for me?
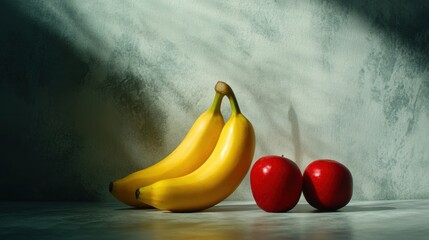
[302,159,353,211]
[250,155,302,212]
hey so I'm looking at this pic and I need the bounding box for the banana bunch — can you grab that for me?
[109,82,226,207]
[110,81,255,212]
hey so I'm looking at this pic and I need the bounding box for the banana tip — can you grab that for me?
[135,189,140,200]
[109,182,113,193]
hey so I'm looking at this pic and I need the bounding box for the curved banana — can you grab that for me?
[136,81,256,212]
[110,83,226,207]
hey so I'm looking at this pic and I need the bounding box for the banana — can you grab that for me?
[110,83,226,207]
[136,81,255,212]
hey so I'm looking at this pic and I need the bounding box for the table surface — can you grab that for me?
[1,200,428,239]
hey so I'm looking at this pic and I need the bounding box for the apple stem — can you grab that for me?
[215,81,241,115]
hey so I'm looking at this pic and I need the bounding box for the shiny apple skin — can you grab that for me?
[250,155,302,212]
[302,159,353,211]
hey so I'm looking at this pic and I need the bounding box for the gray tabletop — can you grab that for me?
[1,200,428,239]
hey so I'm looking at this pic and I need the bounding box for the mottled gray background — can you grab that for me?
[1,0,428,202]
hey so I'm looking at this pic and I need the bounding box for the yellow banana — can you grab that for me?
[110,83,226,207]
[136,81,255,212]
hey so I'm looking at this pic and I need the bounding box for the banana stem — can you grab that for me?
[208,91,224,113]
[215,81,241,115]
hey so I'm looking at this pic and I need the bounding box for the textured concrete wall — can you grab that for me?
[1,0,428,201]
